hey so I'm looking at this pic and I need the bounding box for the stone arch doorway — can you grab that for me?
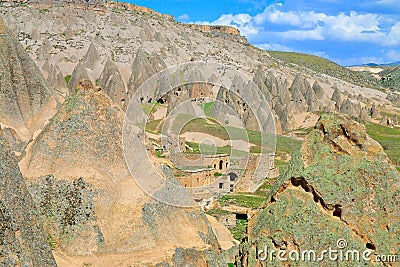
[228,173,238,182]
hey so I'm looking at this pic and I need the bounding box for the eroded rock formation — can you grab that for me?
[0,17,58,142]
[0,128,56,266]
[19,80,223,265]
[238,114,400,266]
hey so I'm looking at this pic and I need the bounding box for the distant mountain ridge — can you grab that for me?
[350,61,400,67]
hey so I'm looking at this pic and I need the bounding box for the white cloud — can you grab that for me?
[387,49,400,61]
[256,43,293,51]
[322,12,384,42]
[191,2,400,50]
[177,14,190,22]
[193,13,258,36]
[279,26,324,40]
[254,4,303,26]
[386,22,400,46]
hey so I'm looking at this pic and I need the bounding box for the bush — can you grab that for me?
[64,75,72,84]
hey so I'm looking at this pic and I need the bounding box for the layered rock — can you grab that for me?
[0,17,58,142]
[188,24,241,36]
[238,114,400,266]
[107,1,174,20]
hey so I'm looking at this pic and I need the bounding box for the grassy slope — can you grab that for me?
[379,66,400,90]
[269,51,382,90]
[365,121,400,168]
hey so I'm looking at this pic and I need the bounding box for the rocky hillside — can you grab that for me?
[0,1,397,134]
[0,16,59,143]
[0,1,399,266]
[269,51,383,90]
[19,80,226,266]
[238,114,400,266]
[0,127,56,266]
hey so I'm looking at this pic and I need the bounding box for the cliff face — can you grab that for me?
[187,24,241,36]
[239,114,400,266]
[0,128,56,267]
[107,1,174,21]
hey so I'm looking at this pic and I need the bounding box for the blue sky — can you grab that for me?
[127,0,400,66]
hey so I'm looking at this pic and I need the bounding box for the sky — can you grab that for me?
[127,0,400,66]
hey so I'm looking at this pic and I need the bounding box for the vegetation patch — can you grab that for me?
[205,208,231,219]
[64,75,72,84]
[365,121,400,167]
[229,218,247,241]
[269,51,382,90]
[275,135,303,161]
[219,194,265,209]
[39,8,49,14]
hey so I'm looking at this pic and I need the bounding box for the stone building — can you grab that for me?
[177,168,214,188]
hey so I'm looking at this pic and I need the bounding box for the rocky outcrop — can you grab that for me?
[107,1,174,21]
[19,80,222,265]
[379,116,394,127]
[305,84,319,111]
[0,17,58,142]
[127,49,166,101]
[387,91,400,103]
[47,63,67,93]
[98,58,126,108]
[1,0,106,11]
[239,114,399,266]
[67,42,100,93]
[340,99,362,118]
[331,85,343,111]
[312,81,324,99]
[0,128,56,266]
[188,24,241,36]
[67,61,90,93]
[393,115,398,126]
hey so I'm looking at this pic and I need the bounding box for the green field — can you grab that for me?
[275,135,303,162]
[219,194,266,209]
[365,121,400,167]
